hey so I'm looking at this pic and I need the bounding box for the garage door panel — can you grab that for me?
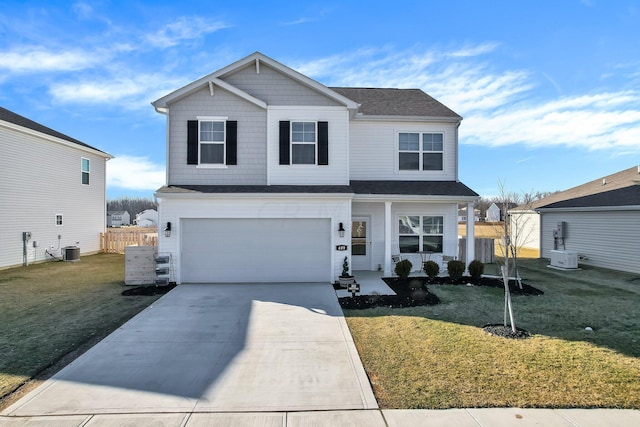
[181,219,330,283]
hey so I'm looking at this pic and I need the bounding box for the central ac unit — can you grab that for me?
[63,246,81,262]
[550,250,578,269]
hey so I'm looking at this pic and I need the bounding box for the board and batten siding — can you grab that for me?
[221,63,342,107]
[541,210,640,274]
[167,86,268,186]
[0,124,107,268]
[267,106,350,185]
[157,195,352,283]
[349,120,458,181]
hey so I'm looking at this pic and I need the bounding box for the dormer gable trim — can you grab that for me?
[208,78,267,109]
[152,52,359,113]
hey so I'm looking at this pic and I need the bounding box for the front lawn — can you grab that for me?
[0,254,160,408]
[344,259,640,409]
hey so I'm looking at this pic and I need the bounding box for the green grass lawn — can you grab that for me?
[345,259,640,409]
[0,253,160,404]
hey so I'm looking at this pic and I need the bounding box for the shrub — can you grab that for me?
[411,289,428,302]
[468,260,485,281]
[423,260,440,279]
[447,260,466,281]
[395,259,412,279]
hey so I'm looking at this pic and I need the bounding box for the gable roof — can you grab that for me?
[516,165,640,210]
[0,106,111,157]
[152,52,359,112]
[330,87,461,120]
[537,185,640,211]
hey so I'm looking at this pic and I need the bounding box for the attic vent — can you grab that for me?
[602,178,606,185]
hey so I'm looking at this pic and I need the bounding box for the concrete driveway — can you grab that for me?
[3,283,377,416]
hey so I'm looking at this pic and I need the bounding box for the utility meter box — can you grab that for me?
[554,221,567,238]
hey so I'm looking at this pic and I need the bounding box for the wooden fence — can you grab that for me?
[100,227,158,254]
[458,237,495,264]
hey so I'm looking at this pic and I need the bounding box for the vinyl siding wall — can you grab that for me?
[540,210,640,274]
[157,195,352,283]
[167,86,268,185]
[349,119,458,181]
[352,201,459,271]
[268,106,350,185]
[0,125,106,268]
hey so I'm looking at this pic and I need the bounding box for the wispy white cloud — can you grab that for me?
[107,155,165,191]
[145,17,229,48]
[0,47,104,73]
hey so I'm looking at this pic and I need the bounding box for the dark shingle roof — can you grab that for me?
[350,180,478,197]
[330,87,461,119]
[537,185,640,210]
[0,106,108,154]
[158,181,478,198]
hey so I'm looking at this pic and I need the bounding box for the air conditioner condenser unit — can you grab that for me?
[550,250,578,269]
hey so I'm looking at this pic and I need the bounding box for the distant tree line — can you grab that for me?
[472,190,558,219]
[107,197,157,218]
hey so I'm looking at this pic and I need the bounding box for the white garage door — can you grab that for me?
[181,218,331,283]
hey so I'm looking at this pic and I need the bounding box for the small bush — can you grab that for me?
[395,259,412,279]
[468,260,485,281]
[423,260,440,279]
[447,260,466,281]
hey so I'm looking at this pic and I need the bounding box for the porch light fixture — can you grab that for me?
[338,222,345,238]
[164,222,172,238]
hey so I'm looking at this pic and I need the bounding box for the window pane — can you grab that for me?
[201,121,224,142]
[82,171,89,185]
[201,144,224,163]
[352,241,366,256]
[399,152,419,170]
[292,122,304,132]
[423,236,443,252]
[398,215,420,235]
[82,158,90,172]
[423,216,443,234]
[292,122,315,143]
[399,236,419,253]
[292,144,315,164]
[399,133,419,150]
[423,153,443,170]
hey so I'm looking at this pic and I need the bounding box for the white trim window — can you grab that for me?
[398,132,443,171]
[398,215,444,253]
[55,214,63,226]
[81,158,90,185]
[291,121,316,165]
[199,119,226,164]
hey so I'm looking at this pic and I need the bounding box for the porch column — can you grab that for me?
[384,201,392,276]
[466,201,475,265]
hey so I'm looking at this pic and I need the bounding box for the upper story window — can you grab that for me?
[291,121,316,165]
[398,132,443,171]
[81,158,90,185]
[199,120,225,164]
[55,214,63,226]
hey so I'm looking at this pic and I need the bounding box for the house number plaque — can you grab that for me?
[336,245,348,251]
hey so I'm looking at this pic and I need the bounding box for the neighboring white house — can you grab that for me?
[134,209,158,227]
[151,52,479,283]
[0,106,112,268]
[457,206,480,222]
[107,210,131,227]
[510,165,640,273]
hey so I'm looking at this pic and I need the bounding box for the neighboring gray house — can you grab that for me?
[486,203,501,222]
[151,52,479,283]
[0,106,112,268]
[134,209,158,227]
[510,165,640,273]
[107,210,131,227]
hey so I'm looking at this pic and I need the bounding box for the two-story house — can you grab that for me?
[152,52,479,283]
[0,106,112,268]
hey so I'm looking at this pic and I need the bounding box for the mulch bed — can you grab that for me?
[336,275,543,311]
[122,284,176,296]
[483,324,531,339]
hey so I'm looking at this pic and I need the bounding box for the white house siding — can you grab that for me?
[0,125,106,268]
[352,201,459,271]
[540,210,640,274]
[349,120,459,181]
[267,106,350,185]
[509,210,540,252]
[157,195,352,283]
[222,63,343,107]
[167,86,268,186]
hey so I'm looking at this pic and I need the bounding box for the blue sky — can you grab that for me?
[1,0,639,200]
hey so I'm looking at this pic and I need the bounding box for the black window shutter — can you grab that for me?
[187,120,198,165]
[226,121,237,165]
[279,121,290,165]
[318,121,328,165]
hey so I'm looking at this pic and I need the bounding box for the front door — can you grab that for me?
[351,218,371,270]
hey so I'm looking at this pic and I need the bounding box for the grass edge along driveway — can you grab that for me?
[0,253,160,409]
[344,259,640,409]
